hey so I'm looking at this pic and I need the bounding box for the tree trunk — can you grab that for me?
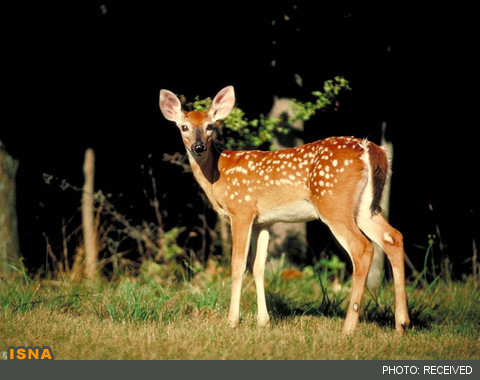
[0,143,20,274]
[268,97,308,262]
[82,148,98,280]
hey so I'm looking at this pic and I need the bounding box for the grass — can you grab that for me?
[1,261,479,360]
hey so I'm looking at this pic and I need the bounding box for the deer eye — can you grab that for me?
[206,124,214,131]
[181,125,188,132]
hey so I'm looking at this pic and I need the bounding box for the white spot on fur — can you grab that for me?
[383,232,394,244]
[225,166,248,175]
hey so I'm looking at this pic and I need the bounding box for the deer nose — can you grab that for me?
[192,142,206,154]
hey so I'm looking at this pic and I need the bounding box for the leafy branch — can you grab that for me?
[191,76,350,150]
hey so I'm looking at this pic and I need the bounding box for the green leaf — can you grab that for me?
[189,77,350,151]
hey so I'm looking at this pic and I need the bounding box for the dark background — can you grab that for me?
[1,2,477,276]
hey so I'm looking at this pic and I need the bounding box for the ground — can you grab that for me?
[1,263,479,360]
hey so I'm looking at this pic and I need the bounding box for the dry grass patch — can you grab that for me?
[1,272,479,359]
[2,308,478,360]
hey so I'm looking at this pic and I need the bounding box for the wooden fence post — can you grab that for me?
[82,148,98,280]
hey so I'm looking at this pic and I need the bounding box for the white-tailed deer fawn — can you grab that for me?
[159,86,410,335]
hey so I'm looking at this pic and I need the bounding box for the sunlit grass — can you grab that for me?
[1,263,479,359]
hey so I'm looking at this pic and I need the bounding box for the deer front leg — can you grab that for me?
[252,227,270,327]
[227,215,254,328]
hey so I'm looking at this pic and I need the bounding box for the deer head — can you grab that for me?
[159,86,235,160]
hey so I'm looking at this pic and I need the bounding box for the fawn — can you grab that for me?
[159,86,410,334]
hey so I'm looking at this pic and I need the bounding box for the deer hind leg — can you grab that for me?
[227,214,254,328]
[251,227,270,327]
[357,212,410,334]
[318,209,374,335]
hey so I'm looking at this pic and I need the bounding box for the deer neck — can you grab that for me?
[186,142,220,196]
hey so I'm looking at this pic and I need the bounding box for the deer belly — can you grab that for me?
[256,199,319,224]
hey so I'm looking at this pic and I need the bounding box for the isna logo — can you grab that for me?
[6,346,54,360]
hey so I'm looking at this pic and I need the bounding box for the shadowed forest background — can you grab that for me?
[1,2,479,361]
[1,2,477,277]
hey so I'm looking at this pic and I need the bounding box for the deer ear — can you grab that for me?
[209,86,235,121]
[159,89,183,123]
